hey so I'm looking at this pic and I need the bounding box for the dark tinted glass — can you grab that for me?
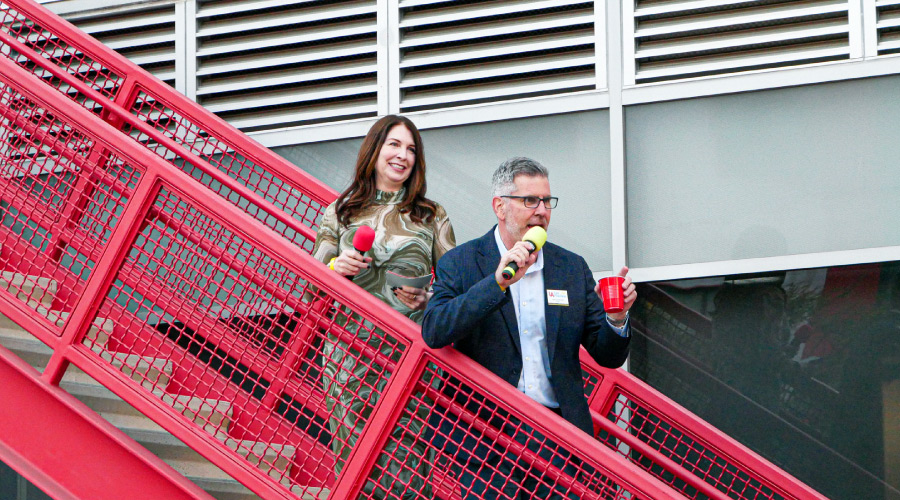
[0,460,53,500]
[630,262,900,500]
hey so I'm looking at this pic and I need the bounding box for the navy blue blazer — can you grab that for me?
[422,227,630,435]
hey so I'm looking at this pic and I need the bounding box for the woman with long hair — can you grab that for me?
[311,115,455,498]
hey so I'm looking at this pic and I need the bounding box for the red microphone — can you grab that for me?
[346,226,375,281]
[352,225,376,254]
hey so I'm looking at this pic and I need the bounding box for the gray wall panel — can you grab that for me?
[626,75,900,267]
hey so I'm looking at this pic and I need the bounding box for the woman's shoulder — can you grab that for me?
[317,200,345,232]
[427,199,450,220]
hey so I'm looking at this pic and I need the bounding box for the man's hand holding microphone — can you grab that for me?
[495,226,547,290]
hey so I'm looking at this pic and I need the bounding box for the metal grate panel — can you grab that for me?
[125,89,326,253]
[365,358,646,500]
[630,0,853,84]
[876,0,900,54]
[0,78,140,327]
[61,3,177,87]
[596,389,785,500]
[398,0,601,111]
[195,0,379,132]
[81,184,409,497]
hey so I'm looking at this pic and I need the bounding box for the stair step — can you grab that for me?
[188,477,259,500]
[290,485,330,500]
[0,303,295,499]
[118,428,262,499]
[121,428,296,482]
[122,428,236,480]
[0,270,57,308]
[0,330,53,371]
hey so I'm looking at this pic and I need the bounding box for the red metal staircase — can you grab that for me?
[0,1,829,498]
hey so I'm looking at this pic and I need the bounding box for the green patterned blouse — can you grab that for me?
[312,188,456,323]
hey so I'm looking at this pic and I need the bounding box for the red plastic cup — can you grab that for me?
[598,276,625,313]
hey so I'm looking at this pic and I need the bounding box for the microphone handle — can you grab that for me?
[501,261,519,280]
[501,241,536,280]
[345,246,368,280]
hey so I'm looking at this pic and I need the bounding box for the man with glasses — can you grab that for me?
[423,157,636,498]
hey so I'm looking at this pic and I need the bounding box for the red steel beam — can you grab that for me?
[0,343,213,500]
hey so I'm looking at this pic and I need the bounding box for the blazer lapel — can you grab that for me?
[542,244,564,363]
[475,227,521,356]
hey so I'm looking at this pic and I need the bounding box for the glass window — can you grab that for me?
[630,262,900,500]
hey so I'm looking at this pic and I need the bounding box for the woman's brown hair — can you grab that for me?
[334,115,437,226]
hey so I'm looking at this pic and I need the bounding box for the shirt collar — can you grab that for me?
[374,187,406,205]
[493,225,543,274]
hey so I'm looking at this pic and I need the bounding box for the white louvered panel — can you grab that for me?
[196,0,378,132]
[198,59,377,95]
[637,43,850,80]
[62,4,177,87]
[398,0,600,112]
[876,0,900,54]
[401,53,596,88]
[196,18,376,58]
[402,70,596,109]
[401,8,594,49]
[631,0,853,84]
[400,31,595,68]
[202,79,377,113]
[196,38,377,76]
[221,99,378,130]
[196,0,375,36]
[198,0,318,17]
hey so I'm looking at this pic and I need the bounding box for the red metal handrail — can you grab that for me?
[0,1,829,499]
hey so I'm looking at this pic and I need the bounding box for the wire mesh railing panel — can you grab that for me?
[124,89,326,254]
[357,357,651,500]
[0,4,122,111]
[0,1,333,258]
[582,365,602,402]
[0,77,140,329]
[79,183,410,497]
[596,389,785,500]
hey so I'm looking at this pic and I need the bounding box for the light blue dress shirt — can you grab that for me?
[493,227,626,408]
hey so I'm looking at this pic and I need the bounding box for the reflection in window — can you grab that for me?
[630,263,900,500]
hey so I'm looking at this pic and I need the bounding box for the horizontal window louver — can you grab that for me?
[62,3,177,87]
[398,0,600,112]
[631,0,852,84]
[196,0,378,133]
[876,0,900,55]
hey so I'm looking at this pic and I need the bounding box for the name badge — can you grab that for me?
[547,289,569,306]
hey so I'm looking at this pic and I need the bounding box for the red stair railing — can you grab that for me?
[0,1,829,499]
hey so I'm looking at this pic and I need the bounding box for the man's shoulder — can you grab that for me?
[440,233,485,264]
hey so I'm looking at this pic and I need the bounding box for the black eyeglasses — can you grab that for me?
[500,195,558,209]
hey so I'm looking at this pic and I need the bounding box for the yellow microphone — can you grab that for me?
[502,226,547,280]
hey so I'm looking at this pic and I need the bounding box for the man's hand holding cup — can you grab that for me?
[596,266,636,324]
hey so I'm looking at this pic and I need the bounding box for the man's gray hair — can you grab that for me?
[491,157,549,197]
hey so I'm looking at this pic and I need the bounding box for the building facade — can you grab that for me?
[30,1,900,499]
